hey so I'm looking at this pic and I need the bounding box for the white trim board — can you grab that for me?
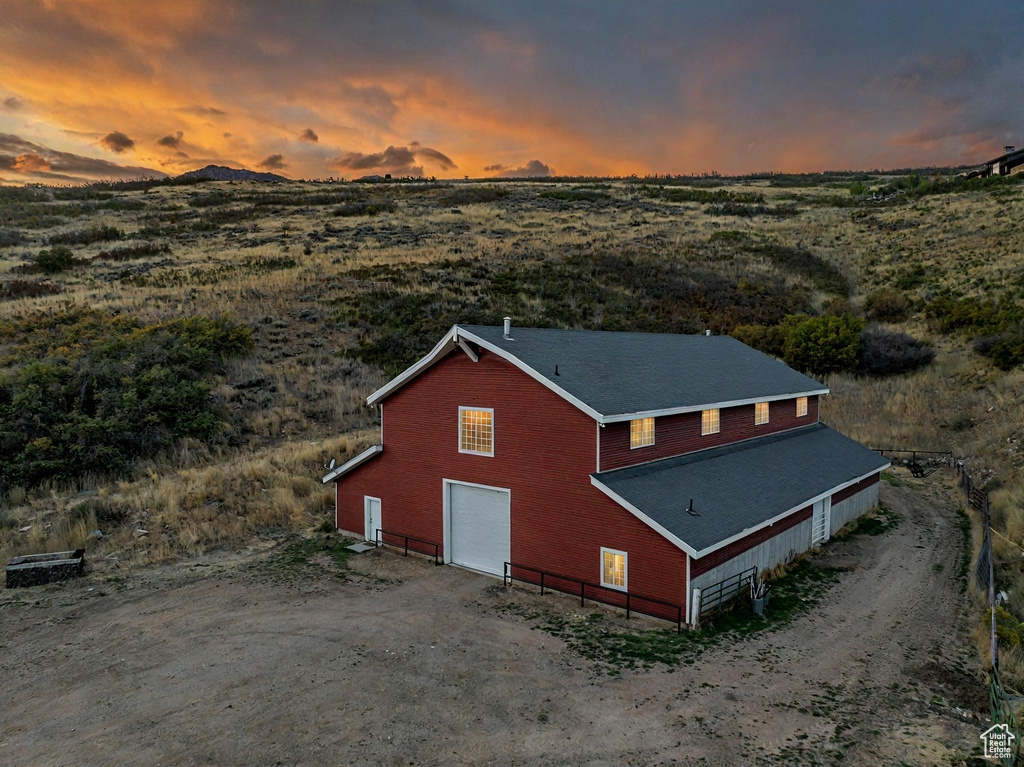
[364,324,829,424]
[321,444,383,483]
[590,463,890,561]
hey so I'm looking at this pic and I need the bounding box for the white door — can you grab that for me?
[811,497,831,546]
[364,496,381,543]
[448,483,510,576]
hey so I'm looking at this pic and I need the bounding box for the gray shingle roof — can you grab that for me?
[592,423,889,555]
[459,325,825,419]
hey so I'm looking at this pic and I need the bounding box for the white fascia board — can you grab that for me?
[367,327,458,406]
[690,463,890,559]
[600,389,831,424]
[321,444,383,483]
[589,476,699,558]
[457,329,606,422]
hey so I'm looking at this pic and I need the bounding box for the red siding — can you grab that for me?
[335,348,689,617]
[833,473,879,504]
[691,505,813,577]
[600,396,819,471]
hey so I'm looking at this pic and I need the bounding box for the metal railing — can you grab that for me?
[696,566,757,619]
[871,447,952,478]
[503,561,684,633]
[374,528,440,565]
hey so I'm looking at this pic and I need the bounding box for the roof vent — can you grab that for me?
[503,316,513,340]
[705,329,711,336]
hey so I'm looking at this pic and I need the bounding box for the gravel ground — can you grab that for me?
[0,481,986,766]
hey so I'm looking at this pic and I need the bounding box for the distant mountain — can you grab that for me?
[177,164,290,182]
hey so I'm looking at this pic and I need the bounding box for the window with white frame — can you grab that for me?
[754,401,769,425]
[601,548,627,591]
[796,396,808,417]
[629,417,655,449]
[459,407,494,455]
[701,408,720,435]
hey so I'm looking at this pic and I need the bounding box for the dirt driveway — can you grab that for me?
[0,481,987,766]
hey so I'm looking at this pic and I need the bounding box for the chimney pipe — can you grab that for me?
[1005,145,1016,155]
[503,316,512,340]
[705,329,711,336]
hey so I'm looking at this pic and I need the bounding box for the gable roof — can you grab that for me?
[367,324,828,423]
[591,423,890,558]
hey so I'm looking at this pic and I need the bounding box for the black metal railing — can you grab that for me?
[503,561,684,633]
[697,566,757,619]
[870,447,952,478]
[374,528,440,565]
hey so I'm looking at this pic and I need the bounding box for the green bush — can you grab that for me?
[0,228,26,247]
[35,246,79,274]
[0,307,252,489]
[863,290,909,321]
[783,314,864,375]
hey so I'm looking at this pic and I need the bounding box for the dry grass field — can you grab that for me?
[1,172,1023,688]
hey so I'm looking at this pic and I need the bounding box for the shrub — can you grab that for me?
[863,290,909,322]
[0,228,26,247]
[0,307,252,488]
[47,225,123,246]
[96,242,171,261]
[0,280,63,300]
[332,200,395,217]
[857,326,935,376]
[783,314,864,375]
[734,314,864,375]
[974,332,1024,371]
[35,246,79,274]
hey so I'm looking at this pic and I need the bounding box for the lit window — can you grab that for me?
[796,396,808,417]
[601,548,627,591]
[459,407,493,455]
[629,417,655,449]
[701,408,720,435]
[754,401,769,425]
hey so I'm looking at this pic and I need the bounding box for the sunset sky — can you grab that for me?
[1,1,1023,183]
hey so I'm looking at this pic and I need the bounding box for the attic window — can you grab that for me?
[459,407,494,456]
[629,417,655,449]
[754,401,770,426]
[701,408,720,436]
[796,396,808,418]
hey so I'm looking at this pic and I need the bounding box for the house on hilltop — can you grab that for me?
[968,145,1024,178]
[323,320,889,625]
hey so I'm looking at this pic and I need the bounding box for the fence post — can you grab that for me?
[987,495,997,669]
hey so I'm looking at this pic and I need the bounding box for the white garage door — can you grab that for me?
[449,483,510,576]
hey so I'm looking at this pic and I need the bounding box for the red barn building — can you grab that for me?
[324,321,889,625]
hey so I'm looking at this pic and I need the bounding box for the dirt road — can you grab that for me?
[0,481,985,765]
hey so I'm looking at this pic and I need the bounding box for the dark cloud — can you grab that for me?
[412,144,456,170]
[0,133,164,181]
[259,153,286,169]
[100,131,135,153]
[178,105,226,117]
[483,164,505,171]
[157,130,184,148]
[496,160,554,178]
[2,96,24,111]
[299,128,318,142]
[331,144,455,176]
